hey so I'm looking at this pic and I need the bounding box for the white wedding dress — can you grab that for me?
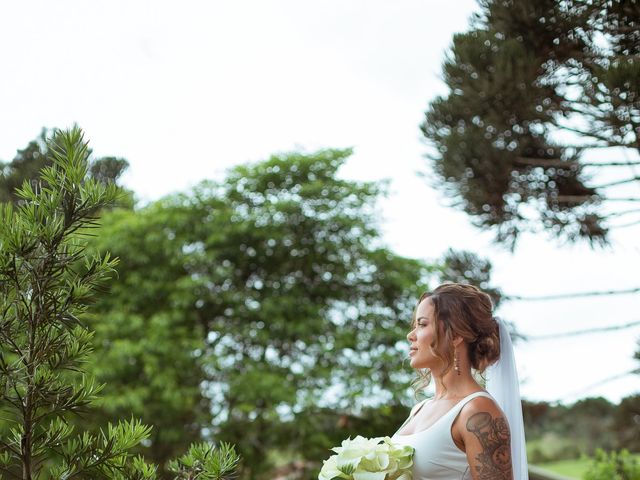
[391,391,496,480]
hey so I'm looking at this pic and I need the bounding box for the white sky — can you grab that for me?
[1,0,639,404]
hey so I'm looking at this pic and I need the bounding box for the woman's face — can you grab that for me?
[406,297,443,370]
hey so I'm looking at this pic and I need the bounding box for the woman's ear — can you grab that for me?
[452,336,464,348]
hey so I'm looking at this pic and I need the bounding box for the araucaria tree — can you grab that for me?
[422,0,640,248]
[0,128,239,479]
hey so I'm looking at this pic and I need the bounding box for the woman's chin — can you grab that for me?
[409,356,438,370]
[409,357,425,369]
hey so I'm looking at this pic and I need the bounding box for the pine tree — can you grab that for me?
[0,127,240,479]
[421,0,640,249]
[0,128,131,205]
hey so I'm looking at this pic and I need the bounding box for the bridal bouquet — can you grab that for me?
[318,435,414,480]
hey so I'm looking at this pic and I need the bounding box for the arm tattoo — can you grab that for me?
[466,411,513,479]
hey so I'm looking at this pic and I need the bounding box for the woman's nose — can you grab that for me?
[406,329,415,341]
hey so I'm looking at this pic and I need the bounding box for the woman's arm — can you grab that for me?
[458,397,513,480]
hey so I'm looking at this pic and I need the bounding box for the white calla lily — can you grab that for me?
[318,436,414,480]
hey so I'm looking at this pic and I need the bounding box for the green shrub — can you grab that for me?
[584,449,640,480]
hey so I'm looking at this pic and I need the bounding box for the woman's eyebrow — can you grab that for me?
[416,316,429,321]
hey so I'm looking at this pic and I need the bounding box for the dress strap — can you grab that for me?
[394,398,429,433]
[447,391,494,423]
[410,398,430,417]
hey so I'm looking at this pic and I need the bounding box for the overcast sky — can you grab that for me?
[2,0,639,404]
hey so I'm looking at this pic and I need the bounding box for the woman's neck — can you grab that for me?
[432,369,479,400]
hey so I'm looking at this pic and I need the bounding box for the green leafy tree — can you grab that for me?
[613,394,640,452]
[80,203,214,475]
[83,149,432,479]
[567,397,617,455]
[0,127,239,480]
[421,0,640,249]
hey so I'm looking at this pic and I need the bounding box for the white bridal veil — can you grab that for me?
[486,318,529,480]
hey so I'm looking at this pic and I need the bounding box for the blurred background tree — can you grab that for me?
[82,149,434,479]
[437,248,504,307]
[421,0,640,249]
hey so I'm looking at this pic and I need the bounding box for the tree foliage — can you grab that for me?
[522,397,627,463]
[83,149,431,478]
[437,248,504,308]
[0,128,131,205]
[584,449,640,480]
[0,127,239,480]
[613,394,640,453]
[421,0,640,249]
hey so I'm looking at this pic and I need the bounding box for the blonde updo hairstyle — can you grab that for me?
[411,282,501,395]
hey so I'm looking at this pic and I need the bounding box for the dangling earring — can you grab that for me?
[454,349,461,375]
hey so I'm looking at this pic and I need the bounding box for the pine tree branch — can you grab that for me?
[0,438,21,457]
[557,194,640,202]
[553,122,630,147]
[0,465,21,479]
[0,330,26,360]
[557,102,608,120]
[505,286,640,301]
[514,158,640,168]
[552,195,601,203]
[514,157,579,168]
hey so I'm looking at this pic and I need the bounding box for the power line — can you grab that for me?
[621,146,640,196]
[524,320,640,340]
[552,368,640,404]
[505,286,640,301]
[612,218,640,229]
[593,175,640,189]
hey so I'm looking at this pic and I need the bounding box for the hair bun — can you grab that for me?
[469,330,500,372]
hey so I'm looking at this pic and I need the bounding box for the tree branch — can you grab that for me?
[514,157,579,168]
[514,157,640,169]
[0,438,21,457]
[552,195,601,203]
[553,122,630,147]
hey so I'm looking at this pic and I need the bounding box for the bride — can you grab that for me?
[391,283,528,480]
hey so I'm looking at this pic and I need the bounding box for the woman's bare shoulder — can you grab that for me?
[461,394,503,417]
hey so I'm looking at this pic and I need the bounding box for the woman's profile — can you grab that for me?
[391,283,528,480]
